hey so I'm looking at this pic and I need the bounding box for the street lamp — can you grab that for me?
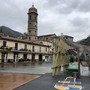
[76,48,81,78]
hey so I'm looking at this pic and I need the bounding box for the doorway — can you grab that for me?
[23,54,27,61]
[32,54,35,62]
[39,54,42,61]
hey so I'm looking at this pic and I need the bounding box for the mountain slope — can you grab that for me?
[79,36,90,46]
[0,26,23,37]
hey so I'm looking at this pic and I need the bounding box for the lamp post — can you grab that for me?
[76,48,81,78]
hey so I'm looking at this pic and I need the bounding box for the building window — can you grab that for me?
[3,41,6,47]
[32,46,35,52]
[35,25,36,27]
[35,16,37,20]
[23,54,27,60]
[25,44,27,50]
[39,47,41,52]
[46,38,48,40]
[35,37,36,39]
[46,48,47,52]
[40,42,43,44]
[29,37,31,40]
[30,16,31,20]
[29,31,31,35]
[15,43,18,50]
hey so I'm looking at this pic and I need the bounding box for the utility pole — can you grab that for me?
[77,50,80,78]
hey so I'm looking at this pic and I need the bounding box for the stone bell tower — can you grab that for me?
[27,4,38,40]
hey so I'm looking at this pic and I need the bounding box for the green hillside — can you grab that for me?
[79,36,90,46]
[0,26,23,37]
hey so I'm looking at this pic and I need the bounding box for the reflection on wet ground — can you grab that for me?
[0,73,39,90]
[0,62,89,90]
[0,62,51,90]
[0,62,52,74]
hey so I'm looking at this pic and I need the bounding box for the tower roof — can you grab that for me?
[28,4,38,14]
[32,4,34,8]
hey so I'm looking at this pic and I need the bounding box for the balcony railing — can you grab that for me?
[0,46,51,55]
[0,46,13,51]
[0,46,31,52]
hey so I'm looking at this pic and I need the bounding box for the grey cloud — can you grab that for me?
[46,0,60,7]
[0,0,90,41]
[46,0,90,14]
[38,21,56,35]
[0,1,27,21]
[0,0,28,33]
[70,17,90,33]
[46,0,81,14]
[70,17,89,28]
[78,0,90,12]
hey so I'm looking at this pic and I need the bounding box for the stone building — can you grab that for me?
[0,35,51,63]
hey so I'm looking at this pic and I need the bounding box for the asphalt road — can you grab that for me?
[14,73,90,90]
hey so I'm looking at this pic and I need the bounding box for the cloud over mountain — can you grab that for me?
[0,0,90,41]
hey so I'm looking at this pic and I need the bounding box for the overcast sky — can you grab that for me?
[0,0,90,41]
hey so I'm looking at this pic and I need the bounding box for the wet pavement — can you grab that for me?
[0,73,39,90]
[0,62,90,90]
[0,62,52,90]
[0,62,52,74]
[14,73,90,90]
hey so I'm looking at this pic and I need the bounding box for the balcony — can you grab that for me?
[0,46,31,53]
[0,46,13,51]
[0,46,51,55]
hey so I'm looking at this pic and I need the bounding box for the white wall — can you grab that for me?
[8,53,13,59]
[7,41,15,47]
[35,54,39,59]
[27,54,32,59]
[35,46,39,52]
[18,53,23,59]
[18,43,24,50]
[0,40,3,47]
[27,44,32,51]
[43,55,45,60]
